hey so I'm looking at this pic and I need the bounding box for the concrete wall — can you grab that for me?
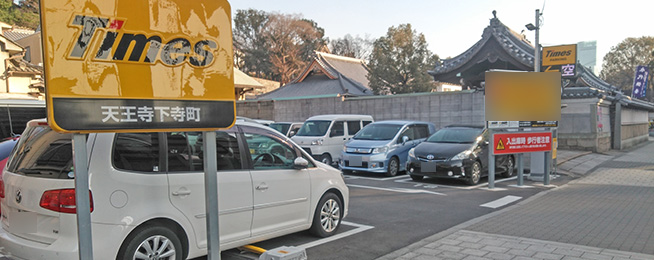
[620,107,649,149]
[558,98,612,153]
[237,91,485,129]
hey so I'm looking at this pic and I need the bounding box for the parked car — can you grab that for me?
[340,121,436,176]
[269,122,303,137]
[291,114,373,165]
[0,136,19,173]
[406,125,515,185]
[0,119,348,260]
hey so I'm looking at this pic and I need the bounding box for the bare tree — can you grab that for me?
[600,36,654,101]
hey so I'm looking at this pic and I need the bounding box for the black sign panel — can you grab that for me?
[52,98,235,131]
[519,121,558,128]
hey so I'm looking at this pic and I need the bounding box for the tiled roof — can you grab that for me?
[429,16,534,76]
[4,56,42,75]
[2,29,35,42]
[257,52,372,100]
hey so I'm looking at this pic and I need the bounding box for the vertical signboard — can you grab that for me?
[40,0,235,133]
[632,65,650,99]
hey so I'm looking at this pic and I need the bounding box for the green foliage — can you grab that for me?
[233,9,327,84]
[367,24,439,95]
[0,0,39,29]
[599,36,654,101]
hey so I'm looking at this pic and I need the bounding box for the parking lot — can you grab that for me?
[217,170,571,260]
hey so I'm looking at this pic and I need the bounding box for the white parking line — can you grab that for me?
[347,184,446,196]
[480,195,522,209]
[395,176,518,190]
[297,221,374,249]
[344,175,410,181]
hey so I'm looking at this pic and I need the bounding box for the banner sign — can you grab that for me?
[493,132,553,155]
[632,65,650,99]
[40,0,235,133]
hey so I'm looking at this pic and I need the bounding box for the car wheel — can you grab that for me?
[501,156,515,178]
[385,157,399,177]
[310,192,342,238]
[410,174,424,181]
[116,225,184,260]
[320,154,333,165]
[466,161,481,185]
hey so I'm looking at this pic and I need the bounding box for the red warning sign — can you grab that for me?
[493,132,552,155]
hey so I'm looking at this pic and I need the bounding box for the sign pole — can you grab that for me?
[544,151,551,185]
[203,131,221,259]
[488,130,495,189]
[72,134,93,260]
[517,153,524,186]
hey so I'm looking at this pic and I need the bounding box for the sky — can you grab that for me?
[229,0,653,72]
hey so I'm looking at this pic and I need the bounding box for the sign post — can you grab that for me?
[39,0,235,258]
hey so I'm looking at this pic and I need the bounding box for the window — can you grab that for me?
[414,125,431,139]
[244,133,297,170]
[347,121,361,135]
[363,120,373,127]
[7,125,75,179]
[113,133,160,172]
[24,46,31,63]
[166,131,242,172]
[399,127,416,142]
[330,121,345,137]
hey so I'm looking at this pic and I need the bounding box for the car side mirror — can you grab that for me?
[402,136,410,144]
[293,157,309,169]
[289,130,296,137]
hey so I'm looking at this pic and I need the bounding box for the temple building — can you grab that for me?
[428,11,654,152]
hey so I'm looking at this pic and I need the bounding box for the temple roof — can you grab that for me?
[256,52,372,100]
[428,12,654,111]
[429,13,535,87]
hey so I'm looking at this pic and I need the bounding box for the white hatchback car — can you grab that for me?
[0,119,348,260]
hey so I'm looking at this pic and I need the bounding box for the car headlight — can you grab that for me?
[408,148,415,158]
[343,146,348,152]
[311,139,323,145]
[372,146,388,154]
[451,150,472,161]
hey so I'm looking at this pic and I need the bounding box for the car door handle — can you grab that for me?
[256,183,269,191]
[172,190,191,196]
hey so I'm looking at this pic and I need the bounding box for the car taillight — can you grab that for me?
[0,178,4,199]
[40,189,94,214]
[0,178,4,216]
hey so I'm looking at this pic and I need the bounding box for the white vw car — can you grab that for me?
[0,119,348,260]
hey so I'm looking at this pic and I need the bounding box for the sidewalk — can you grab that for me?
[379,140,654,260]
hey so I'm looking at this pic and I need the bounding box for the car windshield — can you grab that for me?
[295,120,331,137]
[269,123,290,134]
[427,127,482,144]
[353,124,402,140]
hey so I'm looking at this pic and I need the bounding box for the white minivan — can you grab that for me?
[291,115,373,165]
[0,119,348,260]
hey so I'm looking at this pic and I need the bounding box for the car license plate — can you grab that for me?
[421,161,436,172]
[349,156,362,167]
[8,211,37,233]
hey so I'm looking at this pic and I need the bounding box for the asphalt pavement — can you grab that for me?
[379,139,654,260]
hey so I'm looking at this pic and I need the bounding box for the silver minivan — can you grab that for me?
[340,120,436,176]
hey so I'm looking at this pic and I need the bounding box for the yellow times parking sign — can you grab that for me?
[40,0,234,133]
